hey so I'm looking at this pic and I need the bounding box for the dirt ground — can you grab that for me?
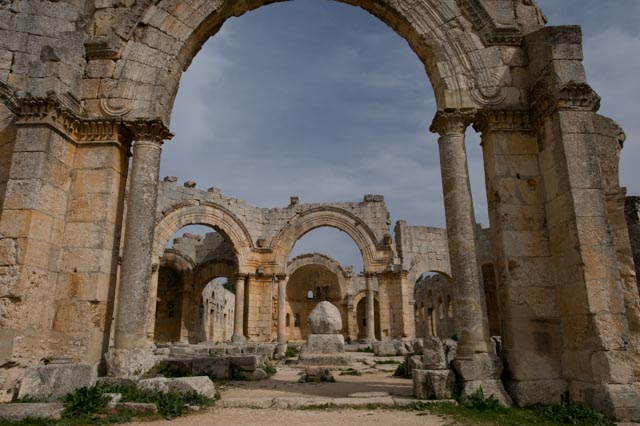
[126,355,452,425]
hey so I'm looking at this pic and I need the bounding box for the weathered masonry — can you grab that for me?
[0,0,640,419]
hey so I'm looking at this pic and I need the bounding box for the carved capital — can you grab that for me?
[430,110,475,136]
[276,274,288,282]
[473,110,533,134]
[235,273,248,281]
[125,120,173,144]
[364,272,376,279]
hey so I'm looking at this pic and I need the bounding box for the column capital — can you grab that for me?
[125,119,173,144]
[429,110,475,136]
[235,273,248,281]
[364,271,376,279]
[276,274,288,281]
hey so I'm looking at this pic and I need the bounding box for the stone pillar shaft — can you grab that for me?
[431,111,492,356]
[365,273,376,341]
[277,275,288,343]
[114,138,164,350]
[232,274,246,342]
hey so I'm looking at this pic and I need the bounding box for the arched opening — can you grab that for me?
[356,296,380,341]
[414,272,453,340]
[152,225,238,344]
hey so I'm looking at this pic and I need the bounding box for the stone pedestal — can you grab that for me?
[305,334,344,354]
[298,301,349,366]
[104,347,157,379]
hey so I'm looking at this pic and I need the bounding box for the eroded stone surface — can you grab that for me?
[308,302,343,335]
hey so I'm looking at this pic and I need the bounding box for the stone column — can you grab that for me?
[114,121,171,351]
[277,274,288,343]
[232,273,247,343]
[365,272,376,341]
[430,111,510,404]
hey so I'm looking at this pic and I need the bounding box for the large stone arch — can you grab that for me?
[153,204,253,273]
[271,206,389,273]
[86,0,543,123]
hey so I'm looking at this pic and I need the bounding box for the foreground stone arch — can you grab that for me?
[0,0,639,418]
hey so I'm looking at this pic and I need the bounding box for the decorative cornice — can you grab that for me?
[457,0,523,46]
[532,82,601,125]
[429,110,476,136]
[473,110,533,134]
[125,120,174,144]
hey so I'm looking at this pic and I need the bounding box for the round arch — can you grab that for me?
[287,253,351,301]
[271,207,388,273]
[153,204,253,273]
[92,0,534,123]
[193,259,236,298]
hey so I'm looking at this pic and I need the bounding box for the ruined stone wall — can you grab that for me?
[154,266,183,343]
[414,274,454,340]
[202,282,235,343]
[156,179,392,263]
[625,197,640,290]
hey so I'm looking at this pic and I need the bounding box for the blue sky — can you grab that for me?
[162,0,640,273]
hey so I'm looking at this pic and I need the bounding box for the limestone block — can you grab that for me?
[105,348,156,379]
[304,334,344,354]
[452,353,502,381]
[167,376,216,399]
[423,337,447,370]
[413,369,456,400]
[158,359,192,377]
[117,402,158,413]
[308,301,342,334]
[0,403,64,422]
[462,379,512,407]
[506,379,568,406]
[17,363,97,401]
[191,357,231,379]
[413,339,425,355]
[443,339,457,366]
[237,369,268,381]
[230,354,265,372]
[405,354,424,375]
[372,341,396,357]
[137,377,168,393]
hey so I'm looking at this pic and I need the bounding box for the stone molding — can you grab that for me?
[532,82,601,125]
[457,0,524,46]
[430,110,476,136]
[473,110,533,134]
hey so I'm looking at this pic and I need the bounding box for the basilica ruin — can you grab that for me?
[1,0,640,421]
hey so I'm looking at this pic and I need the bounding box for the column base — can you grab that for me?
[104,347,157,379]
[570,381,640,421]
[505,379,568,406]
[453,352,512,406]
[231,334,246,343]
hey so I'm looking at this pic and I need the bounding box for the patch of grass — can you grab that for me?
[261,363,277,377]
[97,382,213,420]
[339,368,362,376]
[284,346,299,358]
[392,363,411,378]
[374,359,401,365]
[356,347,373,353]
[63,386,108,416]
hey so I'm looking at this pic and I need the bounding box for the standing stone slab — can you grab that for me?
[17,363,97,401]
[423,337,447,370]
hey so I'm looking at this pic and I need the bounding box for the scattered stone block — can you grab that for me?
[0,403,64,422]
[413,369,456,400]
[298,367,335,383]
[117,402,158,413]
[167,376,216,398]
[191,357,231,379]
[405,354,424,375]
[17,363,97,401]
[372,341,396,356]
[423,337,447,370]
[413,339,424,355]
[137,377,169,393]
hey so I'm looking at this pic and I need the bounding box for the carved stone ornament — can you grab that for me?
[469,71,506,107]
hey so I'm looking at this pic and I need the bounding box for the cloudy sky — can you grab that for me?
[161,0,640,273]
